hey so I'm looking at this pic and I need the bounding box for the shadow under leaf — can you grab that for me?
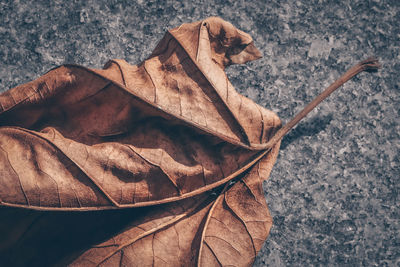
[280,114,333,150]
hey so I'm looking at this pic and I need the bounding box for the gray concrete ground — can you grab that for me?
[0,0,399,266]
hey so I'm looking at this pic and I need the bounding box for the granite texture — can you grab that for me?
[0,0,399,266]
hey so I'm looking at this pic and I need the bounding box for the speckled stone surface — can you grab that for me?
[0,0,398,266]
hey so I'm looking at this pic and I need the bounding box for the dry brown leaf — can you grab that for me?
[0,16,380,266]
[0,17,281,266]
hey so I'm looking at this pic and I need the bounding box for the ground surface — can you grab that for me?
[0,0,399,266]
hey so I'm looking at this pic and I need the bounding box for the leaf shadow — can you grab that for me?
[280,114,333,150]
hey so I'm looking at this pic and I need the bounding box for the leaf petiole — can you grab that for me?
[253,57,381,150]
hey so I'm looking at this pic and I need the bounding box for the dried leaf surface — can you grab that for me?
[0,17,281,266]
[70,144,279,266]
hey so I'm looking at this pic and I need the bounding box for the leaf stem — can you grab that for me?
[253,57,380,150]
